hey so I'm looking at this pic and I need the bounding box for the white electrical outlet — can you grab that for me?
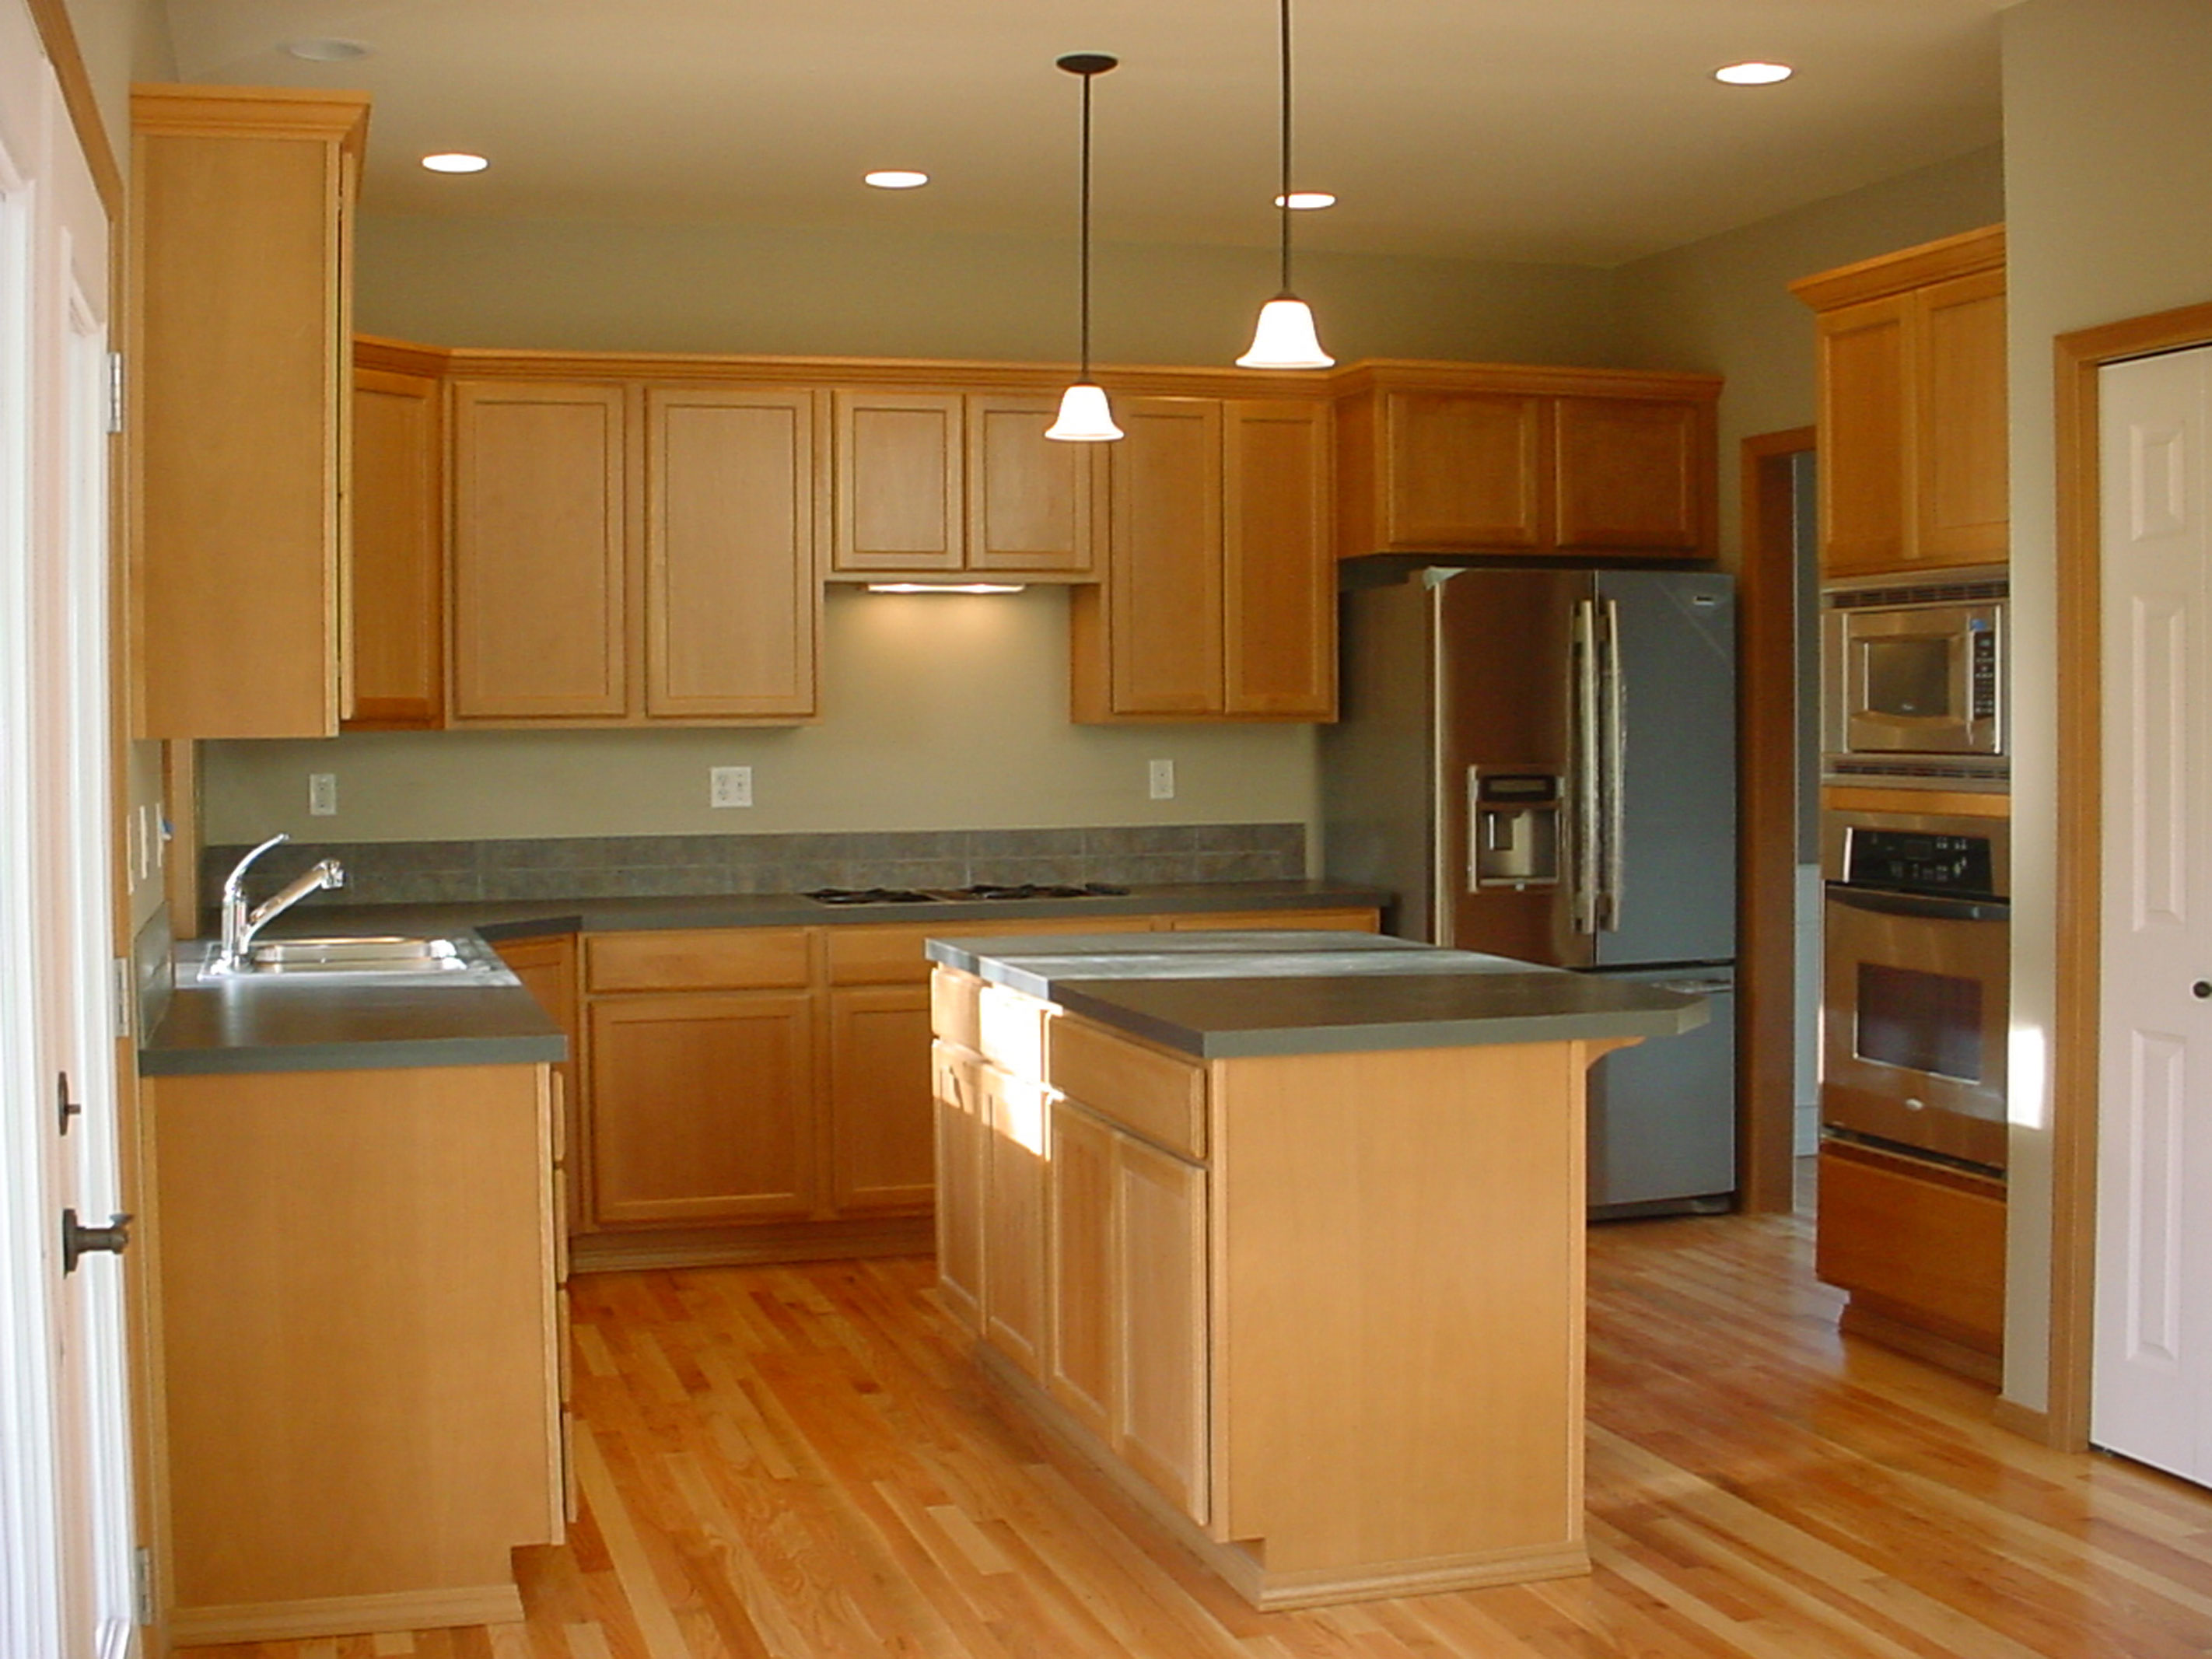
[1148,758,1175,800]
[307,772,338,817]
[711,765,754,808]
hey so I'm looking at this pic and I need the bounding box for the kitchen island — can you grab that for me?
[926,929,1704,1610]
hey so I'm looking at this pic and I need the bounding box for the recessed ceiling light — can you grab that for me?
[1276,191,1336,210]
[284,38,371,61]
[1714,61,1793,86]
[421,152,490,174]
[864,170,930,190]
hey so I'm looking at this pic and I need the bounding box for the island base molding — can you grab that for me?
[978,1345,1590,1609]
[166,1582,525,1646]
[569,1214,933,1272]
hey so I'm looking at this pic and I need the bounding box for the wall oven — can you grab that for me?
[1822,569,2006,789]
[1821,809,2009,1173]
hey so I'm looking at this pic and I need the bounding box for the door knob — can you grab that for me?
[2194,982,2211,999]
[61,1209,132,1275]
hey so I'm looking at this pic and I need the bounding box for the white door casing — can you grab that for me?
[2093,345,2212,1483]
[0,0,139,1652]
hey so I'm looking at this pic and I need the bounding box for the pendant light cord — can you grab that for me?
[1080,66,1094,379]
[1276,0,1293,295]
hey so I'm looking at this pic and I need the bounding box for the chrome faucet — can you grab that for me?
[215,834,347,973]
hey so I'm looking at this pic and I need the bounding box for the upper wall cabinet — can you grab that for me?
[1070,397,1333,723]
[1793,226,2007,577]
[831,389,1100,579]
[447,377,823,726]
[345,339,445,730]
[131,86,369,739]
[1332,365,1720,562]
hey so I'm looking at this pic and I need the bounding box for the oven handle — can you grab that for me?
[1825,885,2009,925]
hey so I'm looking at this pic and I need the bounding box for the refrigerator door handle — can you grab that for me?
[1598,596,1626,932]
[1570,598,1601,935]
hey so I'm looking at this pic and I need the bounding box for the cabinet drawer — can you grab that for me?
[1815,1143,2005,1352]
[1160,908,1378,933]
[831,923,975,985]
[1049,1017,1206,1160]
[585,927,810,992]
[932,968,983,1053]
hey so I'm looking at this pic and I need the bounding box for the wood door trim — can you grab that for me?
[1738,426,1815,1214]
[25,0,122,215]
[2048,297,2212,1452]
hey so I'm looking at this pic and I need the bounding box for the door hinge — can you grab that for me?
[133,1545,154,1626]
[106,352,124,435]
[111,957,134,1042]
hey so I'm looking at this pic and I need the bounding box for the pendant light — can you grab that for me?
[1237,0,1332,369]
[1046,52,1123,442]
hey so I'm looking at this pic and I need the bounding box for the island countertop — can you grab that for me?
[924,929,1709,1059]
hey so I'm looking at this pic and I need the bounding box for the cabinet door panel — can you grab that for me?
[1115,1136,1209,1528]
[968,395,1098,574]
[1048,1103,1116,1441]
[646,387,821,719]
[1816,296,1912,576]
[932,1043,986,1334]
[1106,397,1224,714]
[829,985,937,1215]
[451,381,628,719]
[1225,400,1333,716]
[1381,391,1545,550]
[1916,271,2009,565]
[588,992,814,1225]
[494,936,586,1234]
[347,366,443,729]
[1552,397,1703,554]
[981,1068,1050,1378]
[834,390,963,572]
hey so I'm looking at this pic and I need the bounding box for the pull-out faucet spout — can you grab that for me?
[215,834,347,972]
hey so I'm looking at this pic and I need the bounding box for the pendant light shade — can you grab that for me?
[1046,381,1123,442]
[1047,52,1123,443]
[1241,0,1332,369]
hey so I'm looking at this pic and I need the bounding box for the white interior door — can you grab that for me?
[0,1,138,1653]
[2093,344,2212,1483]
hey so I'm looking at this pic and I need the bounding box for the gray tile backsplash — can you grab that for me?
[201,824,1307,912]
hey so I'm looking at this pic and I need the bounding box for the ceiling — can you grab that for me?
[159,0,2011,268]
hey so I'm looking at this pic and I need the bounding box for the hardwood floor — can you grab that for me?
[179,1203,2212,1658]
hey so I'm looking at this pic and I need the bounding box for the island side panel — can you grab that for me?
[1210,1038,1591,1585]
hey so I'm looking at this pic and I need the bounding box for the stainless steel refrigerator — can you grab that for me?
[1321,564,1738,1215]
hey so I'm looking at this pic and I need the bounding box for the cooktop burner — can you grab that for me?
[802,887,943,905]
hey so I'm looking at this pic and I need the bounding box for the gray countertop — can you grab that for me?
[926,931,1709,1059]
[141,881,1386,1076]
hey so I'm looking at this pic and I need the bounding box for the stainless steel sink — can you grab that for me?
[188,933,515,985]
[243,936,467,973]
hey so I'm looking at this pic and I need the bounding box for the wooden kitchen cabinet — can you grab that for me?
[1071,396,1334,721]
[145,1062,562,1643]
[981,1063,1051,1379]
[131,86,369,739]
[1332,365,1719,562]
[346,342,445,730]
[1794,226,2007,576]
[450,379,629,719]
[932,1040,987,1333]
[494,933,586,1233]
[450,377,824,724]
[828,983,937,1214]
[831,388,1099,579]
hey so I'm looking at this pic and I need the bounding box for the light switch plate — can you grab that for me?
[307,773,338,817]
[711,765,753,808]
[1148,758,1175,800]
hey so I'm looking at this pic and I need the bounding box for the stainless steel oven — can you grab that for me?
[1822,569,2006,789]
[1820,809,2008,1172]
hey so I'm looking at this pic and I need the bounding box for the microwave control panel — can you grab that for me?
[1969,621,2000,721]
[1843,828,1998,898]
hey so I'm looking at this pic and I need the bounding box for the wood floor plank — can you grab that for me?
[168,1192,2212,1658]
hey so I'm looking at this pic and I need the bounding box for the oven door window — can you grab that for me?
[1855,962,1983,1082]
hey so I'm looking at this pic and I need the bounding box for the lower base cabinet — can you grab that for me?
[145,1063,562,1644]
[828,983,937,1213]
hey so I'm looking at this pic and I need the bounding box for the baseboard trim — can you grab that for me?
[167,1582,523,1644]
[1839,1298,2003,1388]
[974,1345,1588,1612]
[1990,1395,2054,1445]
[571,1216,932,1272]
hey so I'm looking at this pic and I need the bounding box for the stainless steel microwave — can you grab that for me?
[1821,569,2006,788]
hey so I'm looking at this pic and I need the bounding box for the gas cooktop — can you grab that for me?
[802,882,1131,906]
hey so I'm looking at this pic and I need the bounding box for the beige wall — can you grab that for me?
[1995,0,2212,1416]
[205,588,1316,843]
[1613,145,2004,563]
[204,215,1642,854]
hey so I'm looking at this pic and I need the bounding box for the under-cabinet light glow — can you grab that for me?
[422,152,490,173]
[1714,62,1793,86]
[864,170,930,189]
[863,583,1027,594]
